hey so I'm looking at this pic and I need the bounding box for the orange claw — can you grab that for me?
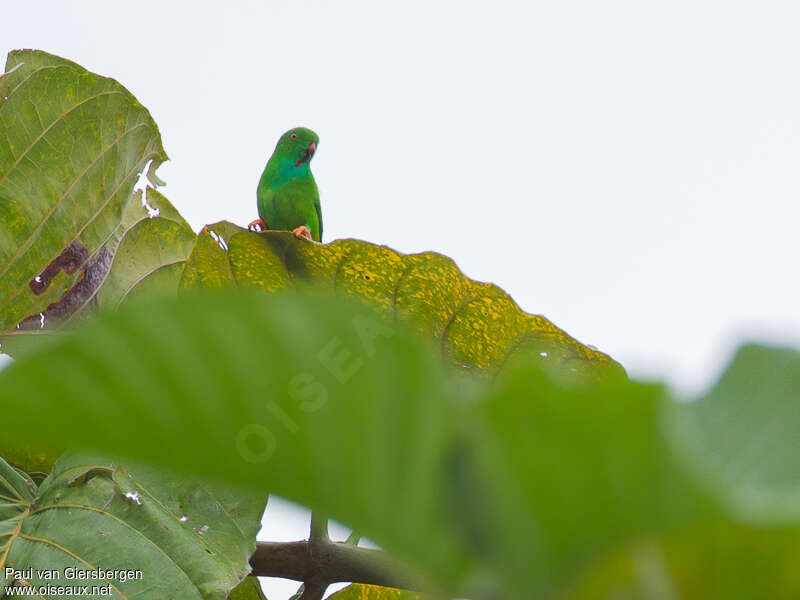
[248,218,267,232]
[292,225,312,241]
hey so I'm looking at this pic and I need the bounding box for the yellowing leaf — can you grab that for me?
[181,223,622,379]
[227,576,267,600]
[327,583,425,600]
[97,187,195,309]
[0,50,167,330]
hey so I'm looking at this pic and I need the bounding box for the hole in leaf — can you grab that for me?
[142,195,160,218]
[207,229,229,251]
[123,491,142,506]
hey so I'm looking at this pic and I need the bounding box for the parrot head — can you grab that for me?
[275,127,319,168]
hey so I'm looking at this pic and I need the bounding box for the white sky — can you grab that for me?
[3,1,800,597]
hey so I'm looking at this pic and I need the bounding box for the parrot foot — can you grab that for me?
[248,219,267,232]
[292,225,312,241]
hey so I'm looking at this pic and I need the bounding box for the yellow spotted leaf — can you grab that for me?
[327,584,425,600]
[0,50,167,330]
[180,222,622,379]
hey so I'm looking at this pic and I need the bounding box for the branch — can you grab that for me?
[249,540,416,590]
[299,513,331,599]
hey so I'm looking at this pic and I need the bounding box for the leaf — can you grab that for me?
[0,440,59,477]
[0,49,167,330]
[0,292,470,593]
[2,293,800,597]
[0,187,194,360]
[656,523,800,599]
[0,452,266,599]
[474,351,800,599]
[559,524,800,600]
[96,187,195,310]
[181,224,622,380]
[327,584,425,599]
[666,345,800,523]
[179,222,242,292]
[227,577,267,600]
[462,367,719,598]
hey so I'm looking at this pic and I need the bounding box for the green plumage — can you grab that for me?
[257,127,322,242]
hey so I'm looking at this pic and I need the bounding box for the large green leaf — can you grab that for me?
[0,49,167,330]
[3,291,798,597]
[0,452,266,599]
[181,223,622,380]
[0,292,469,593]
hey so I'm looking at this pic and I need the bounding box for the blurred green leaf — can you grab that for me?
[0,439,60,476]
[0,49,167,331]
[2,292,800,597]
[0,292,470,593]
[667,345,800,523]
[466,368,718,598]
[0,452,266,599]
[561,523,800,600]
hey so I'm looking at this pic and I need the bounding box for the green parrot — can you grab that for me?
[249,127,322,242]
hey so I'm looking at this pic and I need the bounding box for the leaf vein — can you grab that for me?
[27,504,204,598]
[17,533,128,599]
[0,145,156,315]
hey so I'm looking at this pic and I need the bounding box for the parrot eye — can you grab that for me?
[290,133,298,140]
